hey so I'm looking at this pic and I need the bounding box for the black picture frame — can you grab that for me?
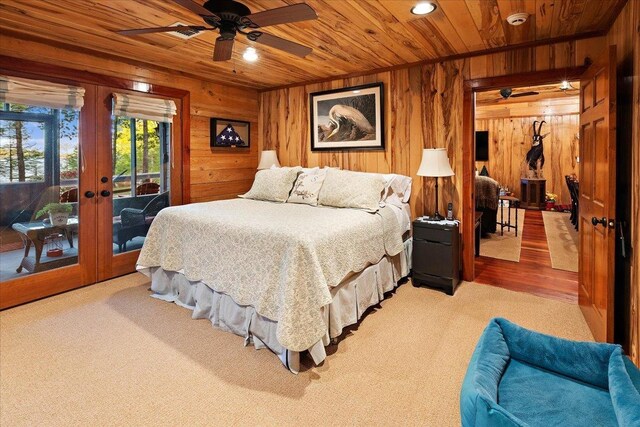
[309,82,384,152]
[210,118,250,149]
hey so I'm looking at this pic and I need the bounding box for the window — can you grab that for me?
[0,102,81,282]
[112,117,170,197]
[0,103,79,187]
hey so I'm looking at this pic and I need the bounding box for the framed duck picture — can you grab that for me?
[309,82,384,151]
[210,118,250,149]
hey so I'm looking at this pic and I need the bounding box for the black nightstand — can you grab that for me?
[411,219,461,295]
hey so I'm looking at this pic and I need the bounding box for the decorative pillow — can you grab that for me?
[240,166,301,202]
[318,169,386,212]
[301,166,321,174]
[287,168,326,206]
[380,173,412,207]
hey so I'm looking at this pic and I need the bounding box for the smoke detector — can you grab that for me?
[167,22,201,39]
[506,13,529,26]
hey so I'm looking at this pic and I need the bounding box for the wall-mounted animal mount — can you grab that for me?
[524,120,548,178]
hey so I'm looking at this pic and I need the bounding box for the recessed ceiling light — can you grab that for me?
[243,47,258,62]
[411,2,436,15]
[352,90,361,94]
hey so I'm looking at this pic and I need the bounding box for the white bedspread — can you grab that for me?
[137,198,403,351]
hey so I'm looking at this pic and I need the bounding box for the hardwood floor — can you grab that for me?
[475,210,579,303]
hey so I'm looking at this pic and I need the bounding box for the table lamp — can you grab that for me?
[257,150,280,170]
[417,148,455,220]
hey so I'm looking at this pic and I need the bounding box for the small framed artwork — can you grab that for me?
[210,118,250,149]
[309,82,384,151]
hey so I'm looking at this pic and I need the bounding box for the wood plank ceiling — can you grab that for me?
[0,0,626,89]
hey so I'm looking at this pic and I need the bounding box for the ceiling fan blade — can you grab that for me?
[172,0,215,17]
[247,3,317,27]
[253,32,312,58]
[118,25,205,36]
[213,37,234,61]
[510,91,540,98]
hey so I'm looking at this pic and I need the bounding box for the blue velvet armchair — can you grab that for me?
[461,318,640,427]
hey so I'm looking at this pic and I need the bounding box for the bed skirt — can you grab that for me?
[143,239,412,373]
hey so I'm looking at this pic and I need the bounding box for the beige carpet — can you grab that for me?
[542,211,579,272]
[0,273,592,427]
[480,208,526,262]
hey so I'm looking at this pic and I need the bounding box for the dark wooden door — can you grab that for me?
[578,46,617,342]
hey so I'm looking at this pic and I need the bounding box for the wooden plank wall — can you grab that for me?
[260,37,603,222]
[475,114,580,205]
[606,0,640,366]
[260,63,466,220]
[260,25,640,366]
[0,33,260,203]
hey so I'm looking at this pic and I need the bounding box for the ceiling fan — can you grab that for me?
[117,0,317,61]
[497,88,540,100]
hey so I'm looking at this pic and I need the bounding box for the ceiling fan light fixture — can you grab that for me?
[243,47,258,62]
[411,2,437,15]
[559,80,572,91]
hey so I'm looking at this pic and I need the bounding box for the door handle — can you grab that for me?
[591,216,607,227]
[84,191,95,199]
[618,221,627,258]
[100,190,111,197]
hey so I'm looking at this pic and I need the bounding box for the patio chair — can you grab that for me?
[113,191,169,252]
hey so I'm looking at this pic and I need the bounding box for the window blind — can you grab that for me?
[112,92,177,123]
[0,75,85,110]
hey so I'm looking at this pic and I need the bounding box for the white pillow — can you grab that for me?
[381,173,412,207]
[301,166,320,174]
[240,166,301,202]
[288,165,329,174]
[287,168,327,206]
[318,169,386,212]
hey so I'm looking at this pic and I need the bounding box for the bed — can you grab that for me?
[137,168,412,372]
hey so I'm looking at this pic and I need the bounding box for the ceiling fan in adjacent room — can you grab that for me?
[117,0,317,61]
[495,88,540,101]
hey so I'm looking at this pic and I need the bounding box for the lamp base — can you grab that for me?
[432,211,445,221]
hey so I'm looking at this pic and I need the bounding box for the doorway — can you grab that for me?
[0,62,189,309]
[462,47,619,343]
[472,81,581,303]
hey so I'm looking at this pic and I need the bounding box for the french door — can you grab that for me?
[94,86,184,282]
[0,84,98,308]
[0,70,187,310]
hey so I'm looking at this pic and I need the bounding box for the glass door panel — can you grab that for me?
[0,104,81,283]
[111,117,170,254]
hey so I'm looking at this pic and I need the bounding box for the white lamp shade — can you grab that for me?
[257,150,281,170]
[417,148,454,177]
